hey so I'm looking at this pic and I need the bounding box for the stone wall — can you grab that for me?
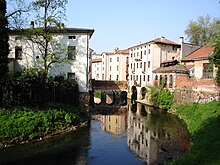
[173,75,220,105]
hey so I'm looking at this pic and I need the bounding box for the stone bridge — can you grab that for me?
[91,80,128,107]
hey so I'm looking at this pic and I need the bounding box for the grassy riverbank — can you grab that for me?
[171,101,220,165]
[0,107,88,147]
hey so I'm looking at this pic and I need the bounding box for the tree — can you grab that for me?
[209,34,220,86]
[0,0,9,78]
[25,0,69,78]
[0,0,9,106]
[185,15,220,45]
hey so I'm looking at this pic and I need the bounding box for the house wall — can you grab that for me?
[8,32,91,93]
[102,52,128,81]
[129,39,179,89]
[179,43,200,59]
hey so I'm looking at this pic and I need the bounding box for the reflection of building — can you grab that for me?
[127,104,159,164]
[100,115,126,135]
[127,103,191,164]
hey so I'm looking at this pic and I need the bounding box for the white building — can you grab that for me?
[101,48,129,81]
[128,37,181,88]
[8,27,94,93]
[92,54,102,80]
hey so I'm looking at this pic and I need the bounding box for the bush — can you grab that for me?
[0,107,87,143]
[147,85,173,110]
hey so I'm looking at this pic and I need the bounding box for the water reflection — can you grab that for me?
[127,103,191,164]
[0,103,191,165]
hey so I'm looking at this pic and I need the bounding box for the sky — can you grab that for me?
[65,0,220,53]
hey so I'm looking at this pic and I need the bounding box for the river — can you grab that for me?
[0,103,191,165]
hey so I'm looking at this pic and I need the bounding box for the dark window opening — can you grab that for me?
[15,46,22,60]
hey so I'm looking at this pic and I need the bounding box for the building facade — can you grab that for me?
[128,37,181,89]
[92,54,102,80]
[101,48,129,81]
[8,27,94,93]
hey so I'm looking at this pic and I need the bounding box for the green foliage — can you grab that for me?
[158,89,174,110]
[94,90,101,99]
[0,107,87,143]
[171,101,220,165]
[185,15,220,45]
[0,0,9,81]
[1,69,79,107]
[210,33,220,86]
[147,85,173,110]
[24,0,69,78]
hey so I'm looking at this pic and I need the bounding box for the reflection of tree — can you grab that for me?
[127,107,191,164]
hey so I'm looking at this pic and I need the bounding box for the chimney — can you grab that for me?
[30,21,34,28]
[114,47,119,53]
[161,36,165,42]
[179,37,184,44]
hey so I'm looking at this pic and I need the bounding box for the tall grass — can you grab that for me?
[170,101,220,165]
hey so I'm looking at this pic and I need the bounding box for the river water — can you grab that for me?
[0,104,191,165]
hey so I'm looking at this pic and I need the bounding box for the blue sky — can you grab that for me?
[66,0,220,53]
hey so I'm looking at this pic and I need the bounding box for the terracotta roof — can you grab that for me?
[153,64,189,74]
[151,37,179,45]
[129,37,180,49]
[103,48,129,55]
[182,45,214,61]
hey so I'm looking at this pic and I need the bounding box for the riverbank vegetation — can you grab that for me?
[147,85,174,110]
[0,106,88,147]
[171,101,220,165]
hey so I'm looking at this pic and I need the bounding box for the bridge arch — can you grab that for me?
[139,87,147,100]
[131,86,137,105]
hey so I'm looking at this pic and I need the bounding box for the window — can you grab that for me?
[143,75,146,81]
[144,50,146,55]
[67,72,75,80]
[131,53,133,58]
[137,63,139,68]
[131,75,132,80]
[148,49,150,54]
[68,35,76,39]
[117,75,119,80]
[140,51,142,59]
[15,46,22,60]
[117,57,119,62]
[131,64,132,69]
[147,75,150,81]
[102,74,104,80]
[203,63,213,79]
[67,46,76,60]
[110,75,111,80]
[148,61,150,68]
[117,65,119,71]
[110,66,112,71]
[110,58,112,62]
[140,62,142,68]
